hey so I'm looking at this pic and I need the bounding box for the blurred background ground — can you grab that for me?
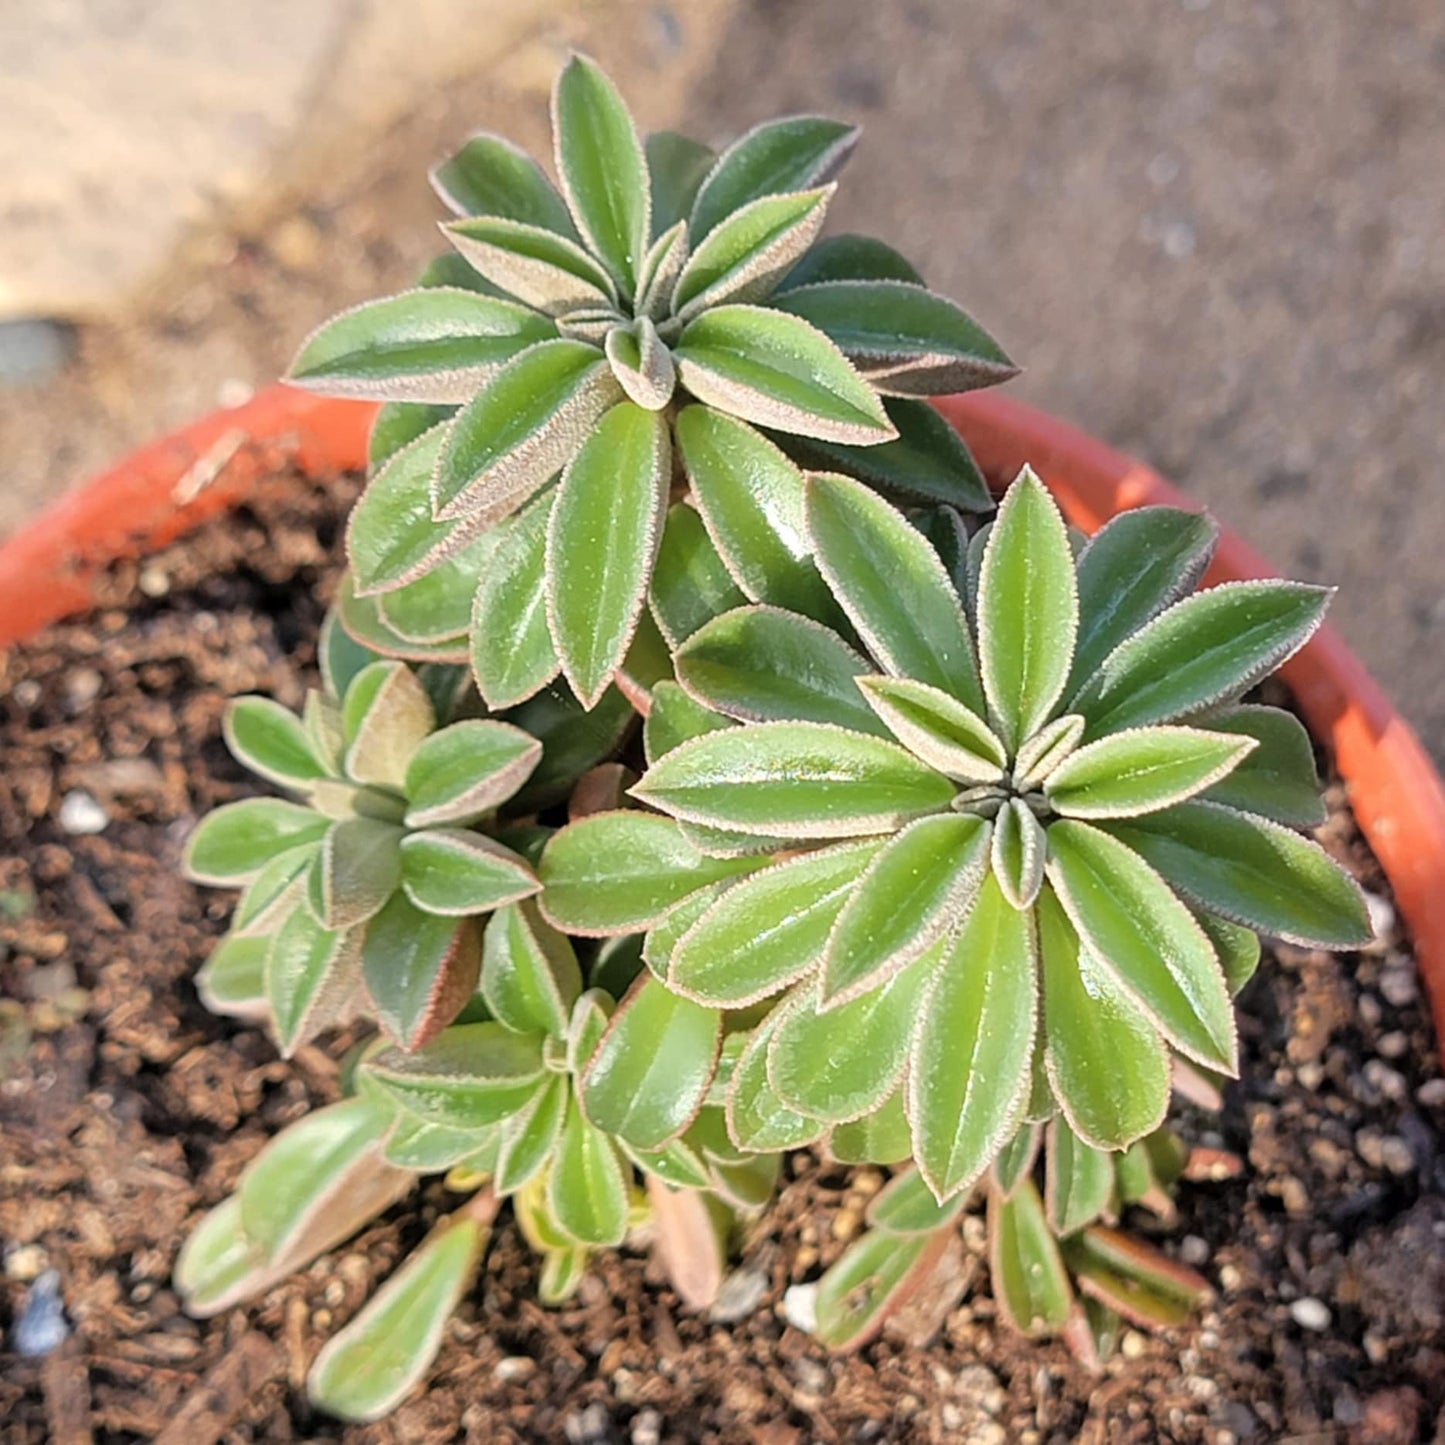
[1,0,1442,757]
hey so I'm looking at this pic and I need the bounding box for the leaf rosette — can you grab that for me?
[540,466,1370,1200]
[286,54,1014,710]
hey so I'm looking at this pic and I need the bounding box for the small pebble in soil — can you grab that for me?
[1417,1078,1445,1107]
[10,1269,69,1357]
[58,788,108,835]
[709,1264,769,1323]
[782,1282,818,1333]
[138,565,171,598]
[4,1243,48,1281]
[63,667,103,711]
[630,1408,663,1445]
[564,1402,614,1445]
[493,1356,536,1382]
[1179,1234,1210,1266]
[1379,963,1419,1008]
[1362,890,1396,944]
[1289,1297,1332,1332]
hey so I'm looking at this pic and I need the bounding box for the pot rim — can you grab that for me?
[3,382,1442,1045]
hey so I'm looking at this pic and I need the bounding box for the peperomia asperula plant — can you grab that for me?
[286,53,1009,708]
[174,51,1374,1424]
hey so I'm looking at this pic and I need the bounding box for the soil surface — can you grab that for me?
[2,472,1444,1444]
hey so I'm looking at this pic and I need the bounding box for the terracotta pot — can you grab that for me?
[3,383,1442,1044]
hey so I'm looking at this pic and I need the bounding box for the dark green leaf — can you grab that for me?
[649,501,750,648]
[481,900,581,1038]
[644,131,714,237]
[431,131,577,233]
[444,216,617,314]
[362,900,482,1049]
[1197,705,1327,826]
[813,1228,944,1351]
[989,1180,1072,1335]
[776,233,923,291]
[1045,1118,1116,1236]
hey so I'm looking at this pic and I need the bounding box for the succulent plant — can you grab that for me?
[541,468,1371,1201]
[286,54,1012,709]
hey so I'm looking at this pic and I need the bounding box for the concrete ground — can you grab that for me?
[2,0,1442,758]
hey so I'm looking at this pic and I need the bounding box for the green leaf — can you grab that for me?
[481,900,581,1038]
[266,907,358,1054]
[778,395,993,512]
[318,816,404,930]
[633,720,956,839]
[237,1095,410,1267]
[399,830,538,916]
[991,798,1046,911]
[403,720,541,828]
[634,220,689,321]
[1036,886,1170,1149]
[361,900,481,1050]
[669,839,882,1007]
[725,1012,824,1152]
[824,813,991,1005]
[1067,507,1219,697]
[689,116,857,241]
[416,250,509,297]
[306,1210,489,1423]
[1195,908,1261,996]
[548,1093,629,1246]
[348,423,472,596]
[375,531,493,644]
[431,131,577,234]
[1045,1118,1116,1237]
[320,606,383,698]
[1012,713,1085,790]
[676,605,881,734]
[1073,581,1332,738]
[675,405,833,617]
[495,1074,569,1193]
[368,401,456,474]
[672,306,893,445]
[196,932,269,1019]
[538,810,760,934]
[433,339,620,523]
[989,1180,1072,1335]
[546,402,670,708]
[777,233,923,291]
[1045,819,1236,1071]
[581,976,721,1149]
[364,1021,544,1130]
[382,1114,493,1171]
[443,216,617,315]
[768,949,938,1123]
[991,1121,1041,1198]
[827,1090,913,1165]
[552,54,650,292]
[603,318,676,410]
[1101,801,1371,947]
[813,1228,943,1351]
[866,1166,969,1236]
[333,573,468,665]
[173,1197,267,1318]
[1197,705,1327,827]
[977,467,1078,750]
[232,841,319,935]
[774,281,1016,395]
[645,131,714,237]
[649,502,750,648]
[223,696,326,789]
[1045,725,1255,820]
[1065,1226,1211,1329]
[565,987,614,1075]
[673,187,832,317]
[856,676,1007,784]
[907,874,1036,1200]
[184,799,329,885]
[805,472,984,711]
[342,661,436,790]
[469,488,560,709]
[644,680,733,765]
[288,288,556,403]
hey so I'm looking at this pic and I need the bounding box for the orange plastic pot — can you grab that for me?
[3,383,1443,1045]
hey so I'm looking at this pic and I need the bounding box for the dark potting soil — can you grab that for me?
[1,468,1443,1445]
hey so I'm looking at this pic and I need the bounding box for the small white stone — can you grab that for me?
[1362,891,1395,942]
[59,789,108,835]
[1376,1030,1408,1059]
[1378,1136,1415,1175]
[1179,1235,1210,1267]
[1289,1297,1332,1332]
[493,1356,536,1382]
[1415,1078,1445,1107]
[1379,965,1418,1008]
[781,1282,818,1334]
[709,1265,768,1324]
[1363,1060,1408,1101]
[4,1244,48,1281]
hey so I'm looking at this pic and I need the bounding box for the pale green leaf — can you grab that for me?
[649,501,749,648]
[481,900,581,1038]
[342,661,436,790]
[823,812,991,1005]
[643,680,734,766]
[827,1091,913,1166]
[1044,725,1256,819]
[184,799,329,885]
[538,809,760,934]
[196,932,269,1020]
[443,216,617,315]
[375,531,493,644]
[977,467,1078,750]
[633,720,957,839]
[805,471,984,710]
[813,1228,941,1351]
[548,1093,629,1246]
[403,720,541,828]
[1036,886,1171,1150]
[855,675,1006,783]
[1045,1118,1116,1237]
[223,696,326,789]
[399,830,538,916]
[546,401,670,707]
[673,305,892,445]
[907,873,1036,1200]
[266,907,358,1055]
[866,1166,969,1236]
[989,1179,1072,1336]
[1012,713,1085,790]
[431,131,577,233]
[1073,581,1332,737]
[288,288,555,402]
[603,318,676,410]
[725,1012,824,1152]
[318,816,403,930]
[669,839,882,1007]
[991,798,1046,910]
[495,1074,569,1193]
